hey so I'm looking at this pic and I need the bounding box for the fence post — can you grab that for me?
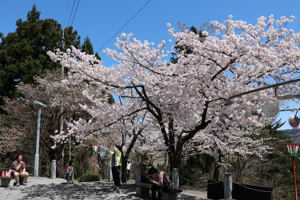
[51,160,56,179]
[224,173,232,200]
[171,168,179,200]
[135,164,141,196]
[109,165,113,182]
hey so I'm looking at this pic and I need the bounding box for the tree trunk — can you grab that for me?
[213,162,220,181]
[168,151,182,170]
[236,157,241,182]
[213,152,222,180]
[121,157,127,183]
[120,129,141,183]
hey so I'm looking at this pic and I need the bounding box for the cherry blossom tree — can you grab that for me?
[14,71,104,163]
[57,97,158,179]
[48,15,300,169]
[0,99,33,155]
[10,71,111,176]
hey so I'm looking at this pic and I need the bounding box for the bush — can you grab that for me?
[78,173,100,182]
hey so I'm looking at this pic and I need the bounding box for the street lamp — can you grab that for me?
[287,144,300,200]
[32,100,47,177]
[13,78,48,176]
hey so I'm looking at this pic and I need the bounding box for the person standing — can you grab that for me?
[12,154,29,186]
[65,161,73,184]
[109,141,122,193]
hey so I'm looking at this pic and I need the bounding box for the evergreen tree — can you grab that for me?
[95,52,101,60]
[0,5,81,106]
[170,26,206,64]
[81,37,94,55]
[81,36,101,60]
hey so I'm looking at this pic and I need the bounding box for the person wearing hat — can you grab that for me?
[109,140,122,193]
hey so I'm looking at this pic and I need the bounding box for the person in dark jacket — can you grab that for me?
[147,167,171,200]
[109,140,122,193]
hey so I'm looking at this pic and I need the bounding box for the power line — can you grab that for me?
[66,0,81,27]
[67,0,76,26]
[96,0,152,52]
[70,0,81,27]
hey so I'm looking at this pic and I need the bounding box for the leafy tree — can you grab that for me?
[81,36,101,60]
[259,122,297,195]
[0,5,81,107]
[170,25,206,64]
[81,37,94,55]
[0,5,101,176]
[181,154,214,185]
[229,121,296,198]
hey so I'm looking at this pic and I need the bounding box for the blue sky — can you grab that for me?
[1,0,300,129]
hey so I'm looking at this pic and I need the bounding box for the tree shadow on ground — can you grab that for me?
[12,181,205,200]
[177,194,205,200]
[20,182,141,200]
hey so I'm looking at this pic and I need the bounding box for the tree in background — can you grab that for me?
[0,98,37,172]
[0,101,34,155]
[0,5,80,108]
[81,36,101,60]
[0,5,101,177]
[81,37,94,55]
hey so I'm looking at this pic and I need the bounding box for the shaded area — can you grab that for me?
[207,180,272,200]
[20,183,205,200]
[20,182,140,200]
[0,177,206,200]
[22,182,206,200]
[177,194,204,200]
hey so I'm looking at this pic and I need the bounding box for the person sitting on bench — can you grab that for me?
[147,167,171,200]
[12,154,29,186]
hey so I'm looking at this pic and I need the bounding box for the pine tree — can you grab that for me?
[0,5,81,107]
[81,37,101,60]
[81,37,94,55]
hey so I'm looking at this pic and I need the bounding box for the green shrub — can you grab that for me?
[78,173,100,182]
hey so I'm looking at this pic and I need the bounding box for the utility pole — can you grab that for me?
[61,29,65,77]
[59,30,64,138]
[59,29,72,161]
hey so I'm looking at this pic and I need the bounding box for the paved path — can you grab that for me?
[0,177,206,200]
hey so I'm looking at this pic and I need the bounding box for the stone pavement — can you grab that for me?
[0,177,206,200]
